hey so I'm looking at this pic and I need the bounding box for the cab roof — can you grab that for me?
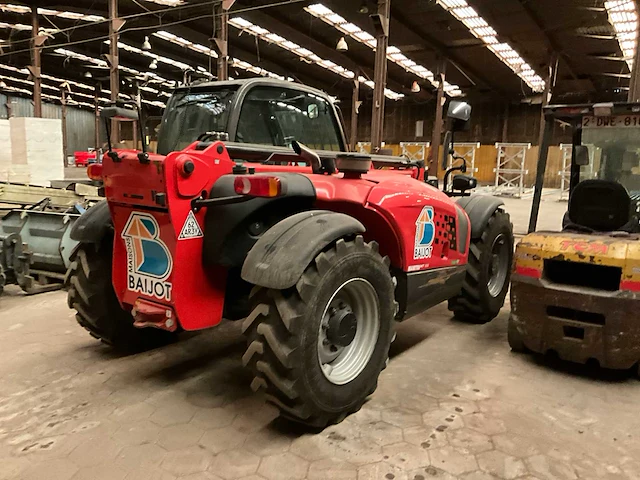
[174,78,335,103]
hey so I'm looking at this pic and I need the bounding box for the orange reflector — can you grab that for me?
[87,163,103,181]
[233,175,283,197]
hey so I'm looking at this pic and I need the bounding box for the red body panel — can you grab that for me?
[311,173,469,271]
[104,143,234,331]
[102,144,469,332]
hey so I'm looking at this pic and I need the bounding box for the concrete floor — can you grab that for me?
[1,192,636,480]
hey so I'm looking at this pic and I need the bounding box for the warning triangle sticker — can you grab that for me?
[179,211,204,240]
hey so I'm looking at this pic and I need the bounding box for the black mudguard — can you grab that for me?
[241,210,365,290]
[203,173,316,268]
[456,195,505,239]
[69,200,113,243]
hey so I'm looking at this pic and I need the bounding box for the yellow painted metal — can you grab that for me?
[515,231,640,285]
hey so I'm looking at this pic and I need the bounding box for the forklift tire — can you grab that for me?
[507,315,528,353]
[448,209,513,324]
[242,235,396,428]
[65,238,176,353]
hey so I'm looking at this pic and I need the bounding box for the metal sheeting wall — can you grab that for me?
[0,93,96,155]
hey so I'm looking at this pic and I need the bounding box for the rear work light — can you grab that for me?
[234,175,283,197]
[87,163,103,181]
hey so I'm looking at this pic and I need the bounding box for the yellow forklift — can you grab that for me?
[509,102,640,372]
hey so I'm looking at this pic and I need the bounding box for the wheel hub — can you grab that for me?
[326,305,357,347]
[488,233,509,297]
[317,278,381,385]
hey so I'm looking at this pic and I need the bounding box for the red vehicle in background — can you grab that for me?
[74,149,98,167]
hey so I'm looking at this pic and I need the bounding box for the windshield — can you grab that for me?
[581,115,640,196]
[236,86,343,151]
[156,87,238,155]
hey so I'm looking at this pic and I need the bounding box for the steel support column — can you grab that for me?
[30,10,42,118]
[94,83,101,155]
[629,11,640,102]
[370,0,390,151]
[529,118,554,233]
[108,0,120,143]
[536,53,558,149]
[60,88,68,168]
[214,1,234,81]
[350,77,360,151]
[428,57,446,178]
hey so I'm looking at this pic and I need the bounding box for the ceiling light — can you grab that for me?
[153,30,287,81]
[336,37,348,51]
[229,15,404,99]
[0,79,6,88]
[106,40,192,70]
[304,4,460,96]
[149,59,158,70]
[358,1,370,14]
[436,0,545,92]
[141,0,183,6]
[306,3,332,15]
[0,4,106,22]
[84,71,92,78]
[605,0,638,68]
[411,81,420,93]
[142,36,151,51]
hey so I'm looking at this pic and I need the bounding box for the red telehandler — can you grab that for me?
[66,79,512,427]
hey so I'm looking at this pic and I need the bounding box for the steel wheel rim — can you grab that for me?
[488,233,509,297]
[318,278,380,385]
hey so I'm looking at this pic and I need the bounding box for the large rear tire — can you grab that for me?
[448,209,513,324]
[65,237,176,352]
[242,236,396,428]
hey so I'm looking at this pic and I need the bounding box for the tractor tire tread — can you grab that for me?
[243,235,392,428]
[448,209,513,324]
[66,239,176,352]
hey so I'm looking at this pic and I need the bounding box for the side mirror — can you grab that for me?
[447,100,471,132]
[574,145,590,166]
[452,174,477,192]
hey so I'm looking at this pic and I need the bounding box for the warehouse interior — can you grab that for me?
[2,1,640,479]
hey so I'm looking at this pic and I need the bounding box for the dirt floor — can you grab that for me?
[1,192,637,480]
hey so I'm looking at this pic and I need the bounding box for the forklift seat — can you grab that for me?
[566,180,637,233]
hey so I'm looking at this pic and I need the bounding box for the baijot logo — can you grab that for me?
[122,212,173,301]
[414,206,435,259]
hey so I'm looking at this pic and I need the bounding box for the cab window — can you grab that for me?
[236,86,343,151]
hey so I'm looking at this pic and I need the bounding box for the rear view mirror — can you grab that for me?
[447,100,471,132]
[574,145,590,166]
[452,174,477,192]
[447,101,471,122]
[307,104,319,119]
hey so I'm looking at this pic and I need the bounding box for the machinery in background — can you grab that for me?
[74,149,100,167]
[0,182,100,295]
[510,102,640,373]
